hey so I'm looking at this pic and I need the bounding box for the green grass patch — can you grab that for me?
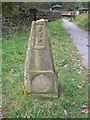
[62,17,70,21]
[72,13,88,31]
[2,20,88,118]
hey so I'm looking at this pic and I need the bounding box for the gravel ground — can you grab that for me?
[62,19,89,68]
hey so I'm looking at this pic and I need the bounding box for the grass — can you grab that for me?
[2,20,88,118]
[62,17,70,21]
[72,13,88,31]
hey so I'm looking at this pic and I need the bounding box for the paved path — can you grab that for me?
[62,19,89,68]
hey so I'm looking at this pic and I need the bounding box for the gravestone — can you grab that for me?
[24,19,58,97]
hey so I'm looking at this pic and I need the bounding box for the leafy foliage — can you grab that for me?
[72,13,88,31]
[2,2,42,17]
[2,2,88,17]
[39,2,88,10]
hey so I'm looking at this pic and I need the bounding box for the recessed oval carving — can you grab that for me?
[31,74,52,93]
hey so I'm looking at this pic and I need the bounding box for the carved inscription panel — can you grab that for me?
[34,24,46,49]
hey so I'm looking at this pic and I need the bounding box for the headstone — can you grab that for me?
[24,19,58,97]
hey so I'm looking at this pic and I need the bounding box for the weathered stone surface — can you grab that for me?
[24,19,58,97]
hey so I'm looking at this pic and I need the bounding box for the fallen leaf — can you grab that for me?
[85,109,88,114]
[11,59,14,62]
[11,68,14,73]
[67,56,70,58]
[8,77,11,81]
[68,46,70,49]
[58,63,62,66]
[78,70,82,75]
[49,102,53,109]
[56,53,58,57]
[77,84,82,89]
[8,100,14,110]
[63,109,68,115]
[81,104,88,114]
[82,109,88,114]
[14,52,17,55]
[60,47,62,49]
[82,109,86,113]
[16,99,19,107]
[65,42,68,45]
[74,63,77,67]
[77,52,80,54]
[82,105,87,108]
[63,64,68,68]
[72,79,75,81]
[80,67,83,70]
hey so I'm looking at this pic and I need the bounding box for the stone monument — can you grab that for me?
[24,19,58,97]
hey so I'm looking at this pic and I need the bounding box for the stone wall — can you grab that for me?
[2,9,62,35]
[36,9,62,22]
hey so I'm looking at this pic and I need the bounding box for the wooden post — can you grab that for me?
[73,12,75,19]
[70,12,73,21]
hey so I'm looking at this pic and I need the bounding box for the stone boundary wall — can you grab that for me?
[36,9,62,22]
[2,9,62,35]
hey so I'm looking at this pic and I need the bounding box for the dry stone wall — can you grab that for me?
[36,9,62,22]
[2,9,62,35]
